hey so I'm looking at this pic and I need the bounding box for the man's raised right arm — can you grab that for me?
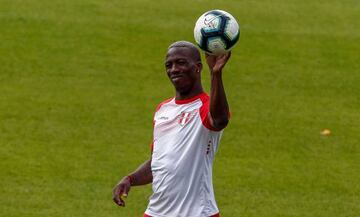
[112,158,152,207]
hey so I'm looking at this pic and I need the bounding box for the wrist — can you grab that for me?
[211,71,224,80]
[126,175,134,185]
[210,69,223,75]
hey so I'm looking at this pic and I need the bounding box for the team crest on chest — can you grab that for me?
[178,110,197,126]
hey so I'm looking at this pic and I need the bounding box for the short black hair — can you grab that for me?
[168,41,201,62]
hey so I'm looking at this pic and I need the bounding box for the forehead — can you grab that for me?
[165,47,193,61]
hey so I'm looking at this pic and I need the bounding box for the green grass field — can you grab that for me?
[1,0,359,216]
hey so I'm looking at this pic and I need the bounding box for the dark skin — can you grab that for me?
[113,45,231,207]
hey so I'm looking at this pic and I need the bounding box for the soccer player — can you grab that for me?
[113,41,231,217]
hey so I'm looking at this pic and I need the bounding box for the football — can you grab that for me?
[194,10,240,55]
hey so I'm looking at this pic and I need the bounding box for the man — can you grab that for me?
[113,41,231,217]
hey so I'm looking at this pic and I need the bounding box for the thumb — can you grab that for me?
[123,185,130,197]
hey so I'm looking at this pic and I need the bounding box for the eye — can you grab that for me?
[165,62,171,69]
[177,59,187,65]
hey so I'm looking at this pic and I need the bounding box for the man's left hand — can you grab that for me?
[205,52,231,74]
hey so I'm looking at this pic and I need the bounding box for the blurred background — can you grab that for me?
[1,0,359,216]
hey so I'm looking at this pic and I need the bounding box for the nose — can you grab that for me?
[168,63,180,74]
[171,63,179,72]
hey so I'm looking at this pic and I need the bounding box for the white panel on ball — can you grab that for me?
[207,37,227,55]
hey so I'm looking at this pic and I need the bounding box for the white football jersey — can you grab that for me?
[144,92,226,217]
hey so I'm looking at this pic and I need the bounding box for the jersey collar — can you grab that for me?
[175,92,207,105]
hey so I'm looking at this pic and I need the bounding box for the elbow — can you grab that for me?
[212,117,229,130]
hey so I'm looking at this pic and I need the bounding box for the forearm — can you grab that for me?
[128,159,152,186]
[210,71,229,128]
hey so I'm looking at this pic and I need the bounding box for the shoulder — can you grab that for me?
[155,97,174,112]
[199,93,228,132]
[198,92,210,104]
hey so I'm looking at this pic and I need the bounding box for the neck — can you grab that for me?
[175,85,204,101]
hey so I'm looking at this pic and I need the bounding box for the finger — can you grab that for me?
[118,187,130,206]
[113,193,126,206]
[119,187,130,206]
[113,193,125,206]
[112,193,121,206]
[226,51,231,60]
[218,52,231,63]
[118,197,126,207]
[112,186,124,206]
[226,51,231,59]
[221,52,231,60]
[112,185,123,198]
[205,52,217,58]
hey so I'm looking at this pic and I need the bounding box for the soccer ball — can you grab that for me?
[194,10,240,55]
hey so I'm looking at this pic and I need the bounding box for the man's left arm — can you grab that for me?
[205,52,231,130]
